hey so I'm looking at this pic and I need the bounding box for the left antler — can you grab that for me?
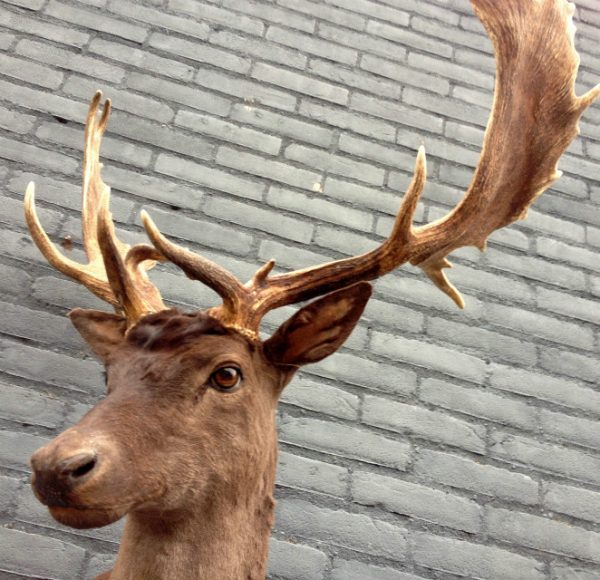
[142,0,599,339]
[25,91,166,327]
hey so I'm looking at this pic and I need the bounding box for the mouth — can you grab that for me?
[48,504,129,529]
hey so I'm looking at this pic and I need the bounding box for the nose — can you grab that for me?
[31,448,98,506]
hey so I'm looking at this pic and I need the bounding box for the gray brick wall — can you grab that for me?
[0,0,598,578]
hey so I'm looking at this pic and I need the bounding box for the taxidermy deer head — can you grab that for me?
[24,1,598,579]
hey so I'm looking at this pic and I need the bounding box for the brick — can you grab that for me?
[0,430,49,472]
[276,450,348,497]
[279,415,411,470]
[353,470,482,532]
[217,148,321,191]
[331,559,423,580]
[537,237,600,273]
[0,527,86,580]
[109,0,209,39]
[230,104,332,148]
[535,193,600,227]
[149,32,250,75]
[414,448,538,505]
[0,135,78,175]
[371,330,488,384]
[541,409,600,451]
[540,347,600,385]
[210,29,307,70]
[318,23,407,63]
[0,381,66,429]
[89,38,194,81]
[63,76,175,123]
[428,316,536,366]
[0,474,22,515]
[522,209,585,243]
[285,143,385,187]
[367,20,452,57]
[267,26,357,65]
[363,299,424,334]
[171,0,265,35]
[412,532,545,580]
[138,206,253,256]
[537,287,600,326]
[195,67,296,112]
[490,430,600,485]
[278,0,365,30]
[154,154,264,201]
[267,539,328,580]
[351,92,443,134]
[360,54,450,95]
[176,110,281,155]
[487,507,600,564]
[362,395,486,453]
[86,553,118,580]
[0,30,14,50]
[544,482,600,525]
[252,63,348,105]
[276,498,408,561]
[203,197,312,243]
[300,100,396,142]
[487,248,586,291]
[327,0,409,26]
[412,15,491,52]
[310,351,417,396]
[267,184,373,231]
[45,0,148,43]
[388,0,459,25]
[281,375,359,421]
[323,178,401,215]
[550,563,600,580]
[37,121,153,169]
[0,337,104,395]
[486,302,594,351]
[0,192,62,235]
[0,263,31,298]
[222,0,315,33]
[127,72,231,117]
[491,364,600,415]
[3,0,44,8]
[0,53,63,90]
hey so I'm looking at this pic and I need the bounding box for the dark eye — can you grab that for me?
[209,366,243,392]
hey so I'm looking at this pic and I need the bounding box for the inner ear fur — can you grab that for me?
[264,282,372,367]
[69,308,127,362]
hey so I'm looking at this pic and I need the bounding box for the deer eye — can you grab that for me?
[209,366,243,392]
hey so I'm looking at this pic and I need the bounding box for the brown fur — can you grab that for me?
[29,286,371,580]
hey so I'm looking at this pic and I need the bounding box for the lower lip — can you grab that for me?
[49,505,123,529]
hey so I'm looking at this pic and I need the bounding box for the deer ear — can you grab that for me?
[69,308,127,362]
[264,282,372,367]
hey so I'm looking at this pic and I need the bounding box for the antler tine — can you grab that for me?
[25,91,166,326]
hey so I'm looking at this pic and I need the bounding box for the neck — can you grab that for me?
[109,457,277,580]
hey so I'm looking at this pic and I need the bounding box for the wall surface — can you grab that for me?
[0,0,599,578]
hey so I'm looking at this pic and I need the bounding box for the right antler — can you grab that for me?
[25,92,165,327]
[141,0,599,339]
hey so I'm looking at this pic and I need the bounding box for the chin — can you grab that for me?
[49,505,128,529]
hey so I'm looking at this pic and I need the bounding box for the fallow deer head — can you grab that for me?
[24,1,599,578]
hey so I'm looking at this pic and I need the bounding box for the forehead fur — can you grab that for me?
[127,309,248,351]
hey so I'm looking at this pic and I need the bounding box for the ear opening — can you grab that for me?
[263,282,372,367]
[69,308,126,362]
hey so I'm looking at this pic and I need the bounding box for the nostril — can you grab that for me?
[60,452,98,481]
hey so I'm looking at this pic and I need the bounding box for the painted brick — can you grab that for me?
[353,470,482,532]
[540,409,600,451]
[363,395,486,453]
[0,135,78,175]
[0,381,66,429]
[490,430,600,485]
[149,32,250,75]
[281,375,359,421]
[176,110,281,155]
[252,63,349,106]
[278,0,365,29]
[89,38,195,81]
[537,237,600,273]
[367,20,452,57]
[277,451,348,497]
[279,415,411,470]
[412,15,491,52]
[550,563,600,580]
[487,507,600,564]
[4,0,44,9]
[412,532,545,580]
[331,559,424,580]
[0,430,49,472]
[0,527,86,580]
[210,29,307,70]
[537,286,600,325]
[171,0,265,35]
[276,498,408,561]
[544,482,600,525]
[0,474,22,515]
[540,347,600,385]
[364,298,425,334]
[323,177,401,214]
[0,53,64,90]
[327,0,409,26]
[414,448,538,505]
[45,0,148,43]
[267,539,328,580]
[421,378,538,431]
[222,0,315,32]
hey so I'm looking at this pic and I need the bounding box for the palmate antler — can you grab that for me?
[25,92,165,327]
[140,0,599,338]
[26,0,599,339]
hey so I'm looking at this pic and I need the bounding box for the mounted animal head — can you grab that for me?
[25,0,599,537]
